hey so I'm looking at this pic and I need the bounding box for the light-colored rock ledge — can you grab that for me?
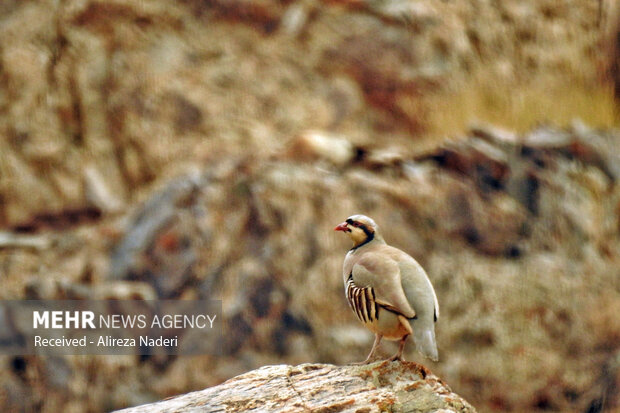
[114,361,476,413]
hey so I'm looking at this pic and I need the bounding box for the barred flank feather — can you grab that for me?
[346,273,378,323]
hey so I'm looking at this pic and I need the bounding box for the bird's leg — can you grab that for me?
[353,334,382,365]
[388,334,409,362]
[362,333,382,364]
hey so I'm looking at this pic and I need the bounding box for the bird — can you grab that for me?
[334,214,439,363]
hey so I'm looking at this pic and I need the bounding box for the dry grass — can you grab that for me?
[424,74,619,139]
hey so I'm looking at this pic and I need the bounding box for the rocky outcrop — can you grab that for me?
[114,361,476,413]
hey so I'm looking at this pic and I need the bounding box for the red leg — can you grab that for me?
[354,334,382,365]
[388,334,409,362]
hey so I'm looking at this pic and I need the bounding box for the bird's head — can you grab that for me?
[334,214,381,248]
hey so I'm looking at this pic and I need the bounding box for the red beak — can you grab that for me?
[334,222,349,232]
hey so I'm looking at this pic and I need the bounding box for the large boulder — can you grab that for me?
[114,361,476,413]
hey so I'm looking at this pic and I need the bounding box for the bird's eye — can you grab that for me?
[351,222,361,228]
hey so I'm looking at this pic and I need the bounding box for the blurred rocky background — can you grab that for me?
[0,0,619,412]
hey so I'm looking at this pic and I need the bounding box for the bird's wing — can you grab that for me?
[351,253,416,319]
[398,259,439,322]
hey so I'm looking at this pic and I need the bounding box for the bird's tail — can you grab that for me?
[413,321,438,361]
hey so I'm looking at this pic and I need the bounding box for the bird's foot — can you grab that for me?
[387,353,405,362]
[350,357,376,365]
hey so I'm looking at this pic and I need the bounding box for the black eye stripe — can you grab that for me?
[347,220,362,228]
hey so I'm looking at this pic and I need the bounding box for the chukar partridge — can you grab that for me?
[335,214,439,363]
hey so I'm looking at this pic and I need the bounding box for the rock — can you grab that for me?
[284,130,356,166]
[108,173,206,297]
[58,280,158,300]
[425,137,510,192]
[0,369,29,413]
[23,276,59,299]
[362,146,408,170]
[280,2,313,36]
[84,165,125,214]
[0,232,52,250]
[183,0,285,33]
[43,357,73,390]
[320,22,445,133]
[113,361,476,413]
[522,126,573,148]
[470,124,519,146]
